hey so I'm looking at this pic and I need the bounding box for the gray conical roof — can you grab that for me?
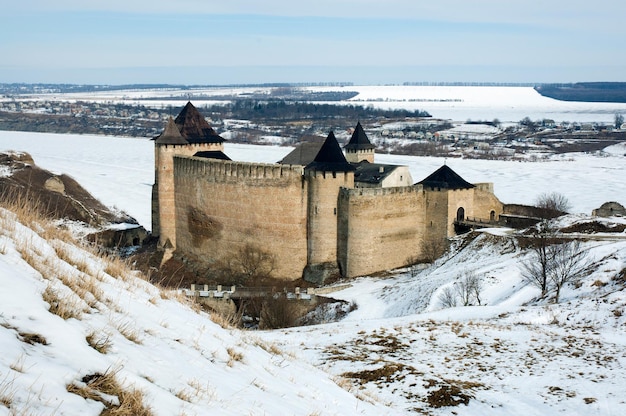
[345,122,375,150]
[417,165,475,189]
[305,131,355,172]
[155,117,188,145]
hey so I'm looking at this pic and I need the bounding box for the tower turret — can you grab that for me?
[344,122,375,163]
[304,131,355,283]
[152,102,226,259]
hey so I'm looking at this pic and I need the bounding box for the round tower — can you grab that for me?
[152,102,226,258]
[304,131,355,284]
[153,117,189,251]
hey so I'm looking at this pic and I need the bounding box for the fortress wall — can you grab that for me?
[153,143,223,245]
[174,156,308,280]
[338,186,425,278]
[445,188,476,236]
[472,183,504,221]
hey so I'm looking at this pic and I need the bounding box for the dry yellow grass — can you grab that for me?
[67,367,153,416]
[42,285,85,320]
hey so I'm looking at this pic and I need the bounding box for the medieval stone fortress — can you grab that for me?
[152,102,503,284]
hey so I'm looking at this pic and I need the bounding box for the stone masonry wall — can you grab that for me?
[338,185,425,278]
[473,183,504,221]
[153,143,222,248]
[174,156,308,280]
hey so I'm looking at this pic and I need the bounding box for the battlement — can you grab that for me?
[340,184,422,198]
[475,182,494,192]
[174,155,305,181]
[306,170,354,180]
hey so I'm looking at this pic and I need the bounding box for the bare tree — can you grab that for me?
[535,192,571,214]
[421,236,450,263]
[521,222,592,303]
[214,243,276,285]
[520,221,557,298]
[438,273,483,308]
[405,255,421,277]
[615,113,624,130]
[438,287,457,308]
[549,240,591,303]
[235,244,276,283]
[454,272,483,306]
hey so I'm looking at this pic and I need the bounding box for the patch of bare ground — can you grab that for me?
[561,221,626,234]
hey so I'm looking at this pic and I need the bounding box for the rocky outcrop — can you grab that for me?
[0,151,146,247]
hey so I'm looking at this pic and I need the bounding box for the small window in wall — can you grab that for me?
[400,175,403,181]
[334,207,337,215]
[315,206,318,215]
[490,210,496,222]
[332,172,337,178]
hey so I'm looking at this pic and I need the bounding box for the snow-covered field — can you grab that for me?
[0,130,624,232]
[11,85,626,123]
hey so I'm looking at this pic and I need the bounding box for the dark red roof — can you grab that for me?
[174,102,225,144]
[154,117,189,145]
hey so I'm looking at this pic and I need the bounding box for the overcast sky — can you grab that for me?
[2,1,625,85]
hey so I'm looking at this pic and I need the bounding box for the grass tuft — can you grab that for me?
[67,368,153,416]
[86,331,112,354]
[42,285,85,320]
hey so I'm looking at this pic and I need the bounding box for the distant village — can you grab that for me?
[1,95,624,160]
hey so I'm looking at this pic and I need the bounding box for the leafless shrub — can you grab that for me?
[215,244,276,285]
[259,294,296,329]
[405,256,421,277]
[438,273,483,308]
[438,287,457,308]
[549,240,592,303]
[522,224,592,303]
[455,272,483,306]
[535,192,571,217]
[421,237,450,263]
[521,221,558,297]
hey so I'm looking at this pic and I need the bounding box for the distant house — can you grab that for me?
[592,202,626,217]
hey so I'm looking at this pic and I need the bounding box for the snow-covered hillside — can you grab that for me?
[0,130,625,414]
[262,219,626,415]
[0,205,386,415]
[2,193,625,414]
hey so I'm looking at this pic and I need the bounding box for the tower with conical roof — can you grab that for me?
[303,131,355,283]
[152,103,225,255]
[344,122,376,163]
